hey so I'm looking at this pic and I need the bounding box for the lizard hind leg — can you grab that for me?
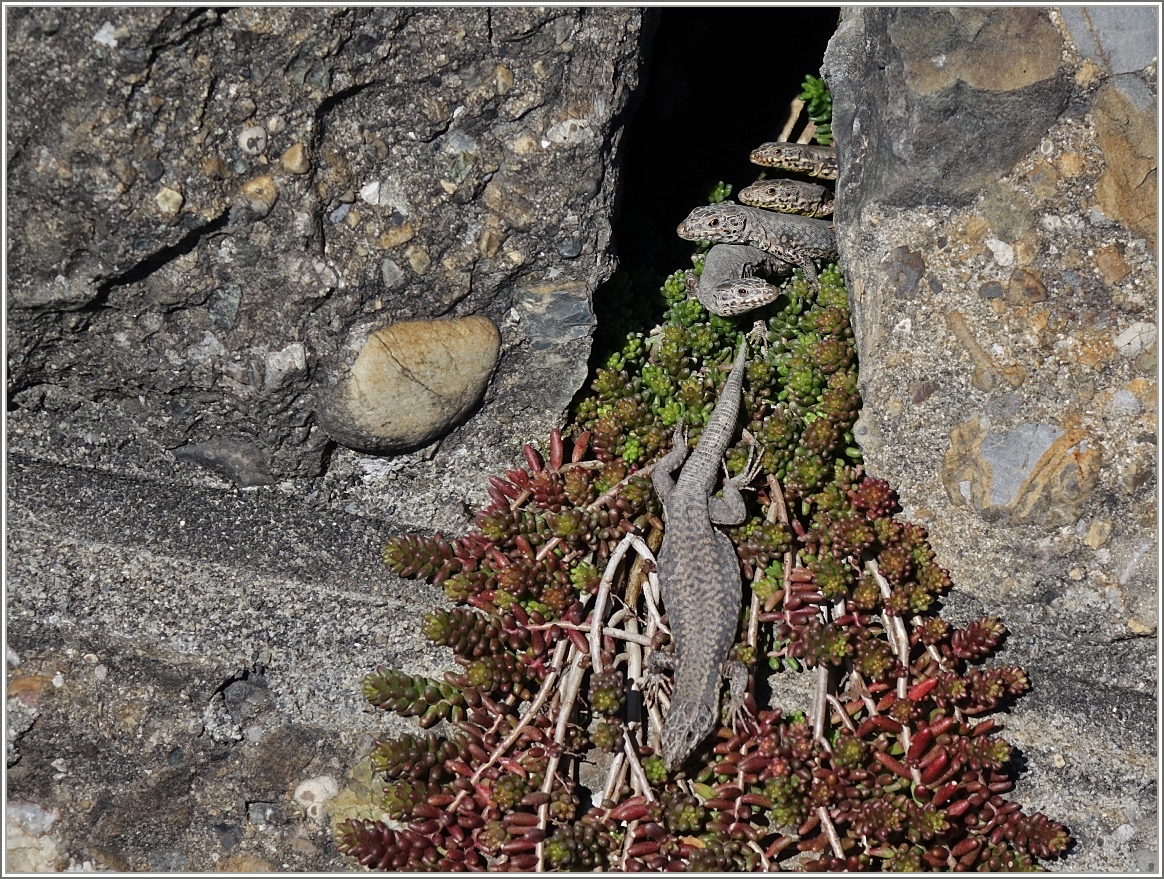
[722,430,763,492]
[722,659,754,732]
[735,429,765,489]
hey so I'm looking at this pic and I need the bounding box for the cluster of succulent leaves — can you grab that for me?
[799,74,834,146]
[335,241,1070,869]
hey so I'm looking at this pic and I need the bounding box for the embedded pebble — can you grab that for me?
[380,258,404,288]
[985,237,1015,266]
[293,775,339,820]
[404,244,431,275]
[154,187,183,216]
[263,343,307,391]
[6,801,63,872]
[237,125,267,156]
[92,22,117,47]
[239,176,278,217]
[1113,321,1156,357]
[318,315,501,453]
[478,228,506,258]
[280,143,310,174]
[201,155,231,180]
[358,180,382,205]
[379,221,415,248]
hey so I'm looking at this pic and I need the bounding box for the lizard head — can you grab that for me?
[676,204,747,244]
[739,180,798,210]
[750,142,803,168]
[660,700,718,770]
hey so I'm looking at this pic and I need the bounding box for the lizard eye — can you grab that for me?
[708,218,719,227]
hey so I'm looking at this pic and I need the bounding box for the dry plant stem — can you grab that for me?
[591,530,646,673]
[865,560,922,783]
[623,726,655,800]
[533,644,590,864]
[537,619,653,647]
[602,750,627,805]
[853,672,880,717]
[747,588,761,652]
[747,840,771,871]
[818,805,845,859]
[646,700,666,753]
[767,474,796,602]
[536,802,550,872]
[826,692,858,733]
[909,612,966,723]
[553,645,589,748]
[621,551,654,736]
[747,488,783,650]
[535,537,563,563]
[912,614,950,670]
[442,638,571,816]
[589,459,657,512]
[479,639,568,773]
[625,533,665,631]
[618,820,640,870]
[534,459,649,562]
[509,488,532,511]
[868,560,910,690]
[559,460,606,472]
[812,664,831,748]
[778,96,807,142]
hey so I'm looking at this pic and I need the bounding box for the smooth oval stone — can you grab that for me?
[319,315,501,454]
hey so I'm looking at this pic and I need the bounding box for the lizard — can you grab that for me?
[738,177,834,219]
[676,203,837,293]
[750,140,838,180]
[684,243,792,316]
[651,335,762,769]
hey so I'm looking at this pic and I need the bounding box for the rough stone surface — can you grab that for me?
[824,7,1156,872]
[832,6,1070,209]
[317,315,501,453]
[5,456,430,871]
[5,6,649,871]
[1059,5,1160,76]
[6,6,647,488]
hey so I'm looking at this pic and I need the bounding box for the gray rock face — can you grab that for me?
[825,7,1156,871]
[827,6,1070,209]
[4,7,649,872]
[6,6,646,483]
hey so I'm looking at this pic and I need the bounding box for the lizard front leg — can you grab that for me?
[775,247,820,291]
[652,420,688,507]
[722,658,751,731]
[645,649,676,703]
